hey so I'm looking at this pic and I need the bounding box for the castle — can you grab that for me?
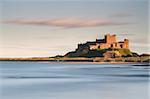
[77,34,129,51]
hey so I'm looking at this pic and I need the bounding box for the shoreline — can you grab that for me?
[0,61,149,66]
[0,56,149,65]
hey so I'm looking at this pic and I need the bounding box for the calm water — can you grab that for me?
[0,62,149,99]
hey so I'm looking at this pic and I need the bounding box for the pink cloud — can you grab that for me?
[2,18,130,28]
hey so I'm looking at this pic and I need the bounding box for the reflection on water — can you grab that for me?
[0,62,149,99]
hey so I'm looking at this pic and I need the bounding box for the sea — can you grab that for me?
[0,61,149,99]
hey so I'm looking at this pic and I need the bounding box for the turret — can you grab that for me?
[124,39,129,49]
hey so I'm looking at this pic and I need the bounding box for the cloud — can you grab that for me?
[1,18,130,28]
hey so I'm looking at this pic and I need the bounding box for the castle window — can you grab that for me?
[120,44,123,48]
[111,44,113,47]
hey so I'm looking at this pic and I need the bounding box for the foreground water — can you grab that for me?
[0,62,149,99]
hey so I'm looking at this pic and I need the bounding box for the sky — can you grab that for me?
[0,0,149,57]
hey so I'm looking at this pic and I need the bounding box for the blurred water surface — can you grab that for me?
[0,61,149,99]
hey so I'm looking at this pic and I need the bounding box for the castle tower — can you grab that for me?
[124,39,129,49]
[104,34,116,44]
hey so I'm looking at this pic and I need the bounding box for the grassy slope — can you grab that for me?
[65,48,133,58]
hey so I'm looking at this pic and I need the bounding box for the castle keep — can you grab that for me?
[77,34,129,51]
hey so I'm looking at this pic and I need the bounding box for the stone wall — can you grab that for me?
[99,43,111,49]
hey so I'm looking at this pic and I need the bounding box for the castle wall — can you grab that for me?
[110,43,123,49]
[78,34,129,50]
[99,43,111,49]
[110,43,119,49]
[89,44,99,50]
[77,44,90,51]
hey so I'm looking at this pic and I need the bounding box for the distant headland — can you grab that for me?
[0,33,149,64]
